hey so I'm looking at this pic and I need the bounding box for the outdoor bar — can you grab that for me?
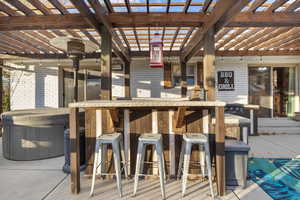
[0,0,300,199]
[69,99,226,195]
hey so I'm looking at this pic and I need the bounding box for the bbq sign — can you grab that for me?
[217,71,234,91]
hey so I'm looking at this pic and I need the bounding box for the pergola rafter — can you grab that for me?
[181,0,250,62]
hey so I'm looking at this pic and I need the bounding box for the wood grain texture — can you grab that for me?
[70,107,80,194]
[84,109,96,175]
[215,106,225,196]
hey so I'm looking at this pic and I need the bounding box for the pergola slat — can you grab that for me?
[247,0,267,12]
[223,28,261,50]
[4,0,35,16]
[0,40,28,53]
[183,0,192,13]
[216,28,248,50]
[166,0,171,13]
[180,27,194,50]
[28,0,52,15]
[170,28,180,51]
[133,28,141,51]
[285,0,300,12]
[125,0,131,13]
[255,28,300,50]
[0,2,22,16]
[273,33,300,49]
[202,0,213,12]
[0,33,42,53]
[238,27,278,50]
[104,0,114,13]
[251,27,293,50]
[266,0,289,12]
[119,28,131,49]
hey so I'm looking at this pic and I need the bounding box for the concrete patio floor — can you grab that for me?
[0,134,299,200]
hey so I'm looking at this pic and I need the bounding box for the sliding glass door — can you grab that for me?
[249,66,296,118]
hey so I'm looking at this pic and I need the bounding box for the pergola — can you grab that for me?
[0,0,300,197]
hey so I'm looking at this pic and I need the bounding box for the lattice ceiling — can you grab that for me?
[0,0,299,56]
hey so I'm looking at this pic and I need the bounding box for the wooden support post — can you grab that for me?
[124,61,131,98]
[72,57,80,102]
[100,27,112,100]
[0,59,3,114]
[70,107,80,194]
[215,106,225,196]
[203,28,215,101]
[180,61,187,97]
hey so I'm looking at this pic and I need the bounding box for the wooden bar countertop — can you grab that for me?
[69,99,226,108]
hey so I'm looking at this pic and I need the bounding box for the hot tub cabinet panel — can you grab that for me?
[1,108,69,161]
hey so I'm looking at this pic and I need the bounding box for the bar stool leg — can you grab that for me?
[160,140,166,182]
[156,143,166,199]
[120,138,128,179]
[140,144,146,175]
[199,144,206,177]
[182,142,192,197]
[90,141,101,197]
[112,142,123,197]
[204,142,215,199]
[133,141,144,196]
[177,140,185,179]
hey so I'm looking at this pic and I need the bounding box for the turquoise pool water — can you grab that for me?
[248,158,300,200]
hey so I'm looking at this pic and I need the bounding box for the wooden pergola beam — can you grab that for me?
[70,0,130,63]
[4,49,300,59]
[1,12,300,31]
[181,0,250,62]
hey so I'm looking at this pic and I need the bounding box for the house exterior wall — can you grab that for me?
[9,63,59,110]
[7,56,300,113]
[215,61,248,104]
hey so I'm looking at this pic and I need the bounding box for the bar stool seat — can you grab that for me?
[139,133,161,143]
[183,133,207,142]
[177,133,215,199]
[90,132,128,197]
[133,133,166,199]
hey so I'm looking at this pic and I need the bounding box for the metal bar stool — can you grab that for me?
[90,132,128,197]
[177,133,215,199]
[133,133,166,199]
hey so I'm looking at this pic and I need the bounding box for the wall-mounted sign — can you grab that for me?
[217,71,234,91]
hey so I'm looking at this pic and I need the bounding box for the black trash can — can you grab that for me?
[63,127,86,173]
[225,139,250,188]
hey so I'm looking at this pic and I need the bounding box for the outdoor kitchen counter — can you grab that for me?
[69,99,226,196]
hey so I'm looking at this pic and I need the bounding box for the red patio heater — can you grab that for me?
[150,33,164,68]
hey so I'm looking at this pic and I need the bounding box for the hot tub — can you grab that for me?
[1,108,69,161]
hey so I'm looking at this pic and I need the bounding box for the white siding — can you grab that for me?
[9,63,59,110]
[35,67,59,108]
[10,65,36,110]
[215,62,248,104]
[130,60,182,98]
[112,70,125,98]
